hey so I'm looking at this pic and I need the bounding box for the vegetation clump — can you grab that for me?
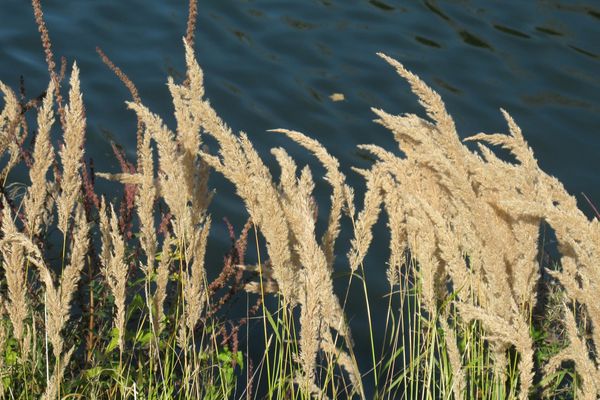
[0,1,597,399]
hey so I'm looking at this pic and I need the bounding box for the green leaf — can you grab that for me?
[217,349,232,364]
[85,366,103,379]
[105,328,120,354]
[135,330,153,346]
[235,351,243,369]
[126,293,145,320]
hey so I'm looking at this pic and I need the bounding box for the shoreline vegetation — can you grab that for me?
[0,1,597,399]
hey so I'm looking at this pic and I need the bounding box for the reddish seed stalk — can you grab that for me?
[31,0,65,127]
[96,47,144,165]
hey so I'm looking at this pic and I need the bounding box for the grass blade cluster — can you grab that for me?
[0,3,596,399]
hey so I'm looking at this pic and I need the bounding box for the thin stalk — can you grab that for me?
[145,275,166,389]
[43,292,49,394]
[253,223,272,395]
[358,262,378,390]
[85,251,96,366]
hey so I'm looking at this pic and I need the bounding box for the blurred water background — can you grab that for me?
[1,0,599,394]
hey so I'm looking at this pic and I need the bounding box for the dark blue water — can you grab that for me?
[2,0,599,392]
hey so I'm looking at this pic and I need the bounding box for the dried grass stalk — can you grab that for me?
[270,129,353,271]
[40,347,75,400]
[137,129,157,275]
[36,205,88,359]
[57,64,85,235]
[0,82,24,179]
[0,200,28,343]
[182,216,211,333]
[24,81,56,235]
[349,54,560,398]
[153,234,174,331]
[0,297,6,397]
[99,199,128,354]
[166,42,360,393]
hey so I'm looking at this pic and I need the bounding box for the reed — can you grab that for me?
[0,1,596,399]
